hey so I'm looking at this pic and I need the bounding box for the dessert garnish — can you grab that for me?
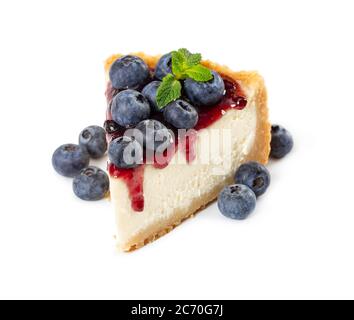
[155,48,213,108]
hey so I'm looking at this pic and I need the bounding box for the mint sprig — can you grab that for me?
[185,64,213,82]
[156,74,182,109]
[171,49,203,78]
[156,48,213,109]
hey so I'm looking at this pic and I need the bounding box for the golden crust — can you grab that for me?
[105,53,271,252]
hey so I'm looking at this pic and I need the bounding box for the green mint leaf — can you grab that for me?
[156,74,182,108]
[171,50,185,78]
[177,48,191,58]
[171,48,211,81]
[185,65,213,82]
[186,53,201,67]
[172,49,200,78]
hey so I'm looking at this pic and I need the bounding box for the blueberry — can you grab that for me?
[155,53,172,80]
[109,55,150,90]
[163,99,198,129]
[218,184,256,220]
[184,71,225,107]
[133,119,173,152]
[108,136,143,169]
[103,120,123,135]
[235,162,270,197]
[73,166,109,201]
[142,81,162,112]
[111,89,151,128]
[79,125,107,159]
[52,144,90,177]
[270,125,294,159]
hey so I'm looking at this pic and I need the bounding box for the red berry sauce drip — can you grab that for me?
[108,163,145,212]
[179,130,198,163]
[195,78,247,130]
[105,75,247,212]
[105,81,120,107]
[152,144,177,169]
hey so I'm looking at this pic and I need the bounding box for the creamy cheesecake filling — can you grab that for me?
[110,93,257,246]
[104,61,261,248]
[106,76,248,211]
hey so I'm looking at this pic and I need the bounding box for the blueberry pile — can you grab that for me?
[218,125,293,219]
[52,125,109,201]
[106,54,225,168]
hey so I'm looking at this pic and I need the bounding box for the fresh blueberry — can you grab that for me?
[73,166,109,201]
[108,136,143,169]
[103,120,123,135]
[155,53,172,80]
[217,184,256,220]
[133,119,173,152]
[52,144,90,177]
[234,162,270,197]
[163,99,199,129]
[79,125,107,159]
[184,71,225,107]
[270,125,294,159]
[111,89,151,128]
[142,81,162,112]
[109,55,150,90]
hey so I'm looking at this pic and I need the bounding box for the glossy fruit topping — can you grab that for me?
[108,136,143,169]
[142,80,162,112]
[111,89,151,128]
[133,119,173,152]
[154,53,172,80]
[109,55,150,90]
[184,71,225,107]
[163,99,198,129]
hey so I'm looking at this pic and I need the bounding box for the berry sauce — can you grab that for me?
[108,163,144,211]
[105,74,247,212]
[194,79,248,130]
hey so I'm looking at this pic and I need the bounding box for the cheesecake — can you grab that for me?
[104,52,271,251]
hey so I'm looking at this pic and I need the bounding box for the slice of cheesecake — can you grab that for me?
[104,53,271,251]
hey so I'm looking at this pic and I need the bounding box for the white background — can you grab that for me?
[0,0,353,300]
